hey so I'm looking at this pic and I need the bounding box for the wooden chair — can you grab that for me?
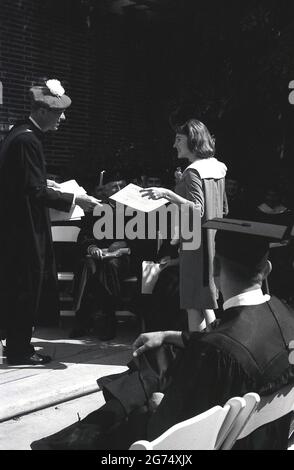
[129,396,245,451]
[221,384,294,449]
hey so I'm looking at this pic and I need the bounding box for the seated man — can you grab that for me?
[32,222,294,450]
[70,176,132,341]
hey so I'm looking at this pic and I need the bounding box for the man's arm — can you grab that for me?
[132,331,184,358]
[18,138,99,212]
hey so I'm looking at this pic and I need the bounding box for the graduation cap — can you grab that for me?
[203,217,294,269]
[203,217,294,241]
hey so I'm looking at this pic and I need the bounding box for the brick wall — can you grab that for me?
[0,0,150,181]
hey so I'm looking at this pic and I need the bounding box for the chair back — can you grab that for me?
[51,225,81,242]
[215,396,245,449]
[130,396,245,451]
[222,384,294,449]
[221,392,260,449]
[130,405,229,450]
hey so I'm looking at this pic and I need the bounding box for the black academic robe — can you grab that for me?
[31,296,294,450]
[99,296,294,449]
[0,121,73,330]
[147,297,294,449]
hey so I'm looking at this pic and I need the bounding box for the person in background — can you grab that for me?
[144,174,163,188]
[257,185,290,219]
[257,185,294,302]
[70,174,132,341]
[141,119,228,332]
[0,79,100,365]
[225,174,248,217]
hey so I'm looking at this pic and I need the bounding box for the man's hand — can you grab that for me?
[47,179,61,189]
[132,332,165,358]
[159,257,179,271]
[87,245,102,259]
[75,195,101,212]
[108,241,128,252]
[159,256,171,266]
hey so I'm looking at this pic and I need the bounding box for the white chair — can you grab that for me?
[51,225,81,243]
[51,225,81,316]
[129,396,245,451]
[221,384,294,449]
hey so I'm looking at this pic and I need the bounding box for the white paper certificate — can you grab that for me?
[110,183,168,213]
[50,179,86,221]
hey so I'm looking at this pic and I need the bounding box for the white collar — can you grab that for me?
[223,288,270,311]
[29,116,43,132]
[185,157,227,179]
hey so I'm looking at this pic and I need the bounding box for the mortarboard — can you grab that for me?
[203,217,294,269]
[203,217,294,242]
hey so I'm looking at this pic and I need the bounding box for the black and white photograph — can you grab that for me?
[1,0,294,453]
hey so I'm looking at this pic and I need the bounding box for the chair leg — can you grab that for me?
[138,314,146,333]
[73,263,90,312]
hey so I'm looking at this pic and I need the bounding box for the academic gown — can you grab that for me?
[0,121,73,332]
[175,157,227,309]
[99,297,294,450]
[146,297,294,449]
[31,297,294,450]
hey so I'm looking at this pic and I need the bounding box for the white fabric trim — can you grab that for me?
[29,116,43,132]
[223,288,270,311]
[185,157,227,180]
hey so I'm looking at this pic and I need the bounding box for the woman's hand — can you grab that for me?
[132,332,165,358]
[140,187,170,200]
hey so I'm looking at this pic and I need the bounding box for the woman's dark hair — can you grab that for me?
[174,119,215,159]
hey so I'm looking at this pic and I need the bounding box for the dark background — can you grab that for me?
[1,0,294,200]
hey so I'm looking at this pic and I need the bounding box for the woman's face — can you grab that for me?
[173,133,193,160]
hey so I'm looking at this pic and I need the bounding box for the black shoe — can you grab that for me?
[31,421,105,450]
[7,352,52,366]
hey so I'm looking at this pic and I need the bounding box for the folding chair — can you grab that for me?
[51,225,81,317]
[221,384,294,449]
[129,396,245,451]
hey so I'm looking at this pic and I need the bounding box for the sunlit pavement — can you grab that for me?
[0,315,139,450]
[1,316,293,450]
